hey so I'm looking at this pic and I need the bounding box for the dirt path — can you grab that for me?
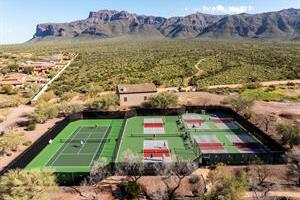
[207,79,300,89]
[177,91,300,117]
[184,58,205,86]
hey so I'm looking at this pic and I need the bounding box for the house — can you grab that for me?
[117,83,157,107]
[0,73,45,87]
[18,61,56,75]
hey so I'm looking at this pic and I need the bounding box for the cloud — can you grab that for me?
[190,5,254,15]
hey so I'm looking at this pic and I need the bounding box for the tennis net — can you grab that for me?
[59,138,110,143]
[190,128,246,133]
[131,133,181,137]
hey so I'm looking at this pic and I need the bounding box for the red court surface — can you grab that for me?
[143,149,170,158]
[198,143,224,150]
[144,123,163,128]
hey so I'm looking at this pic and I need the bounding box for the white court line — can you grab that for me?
[47,127,83,166]
[89,125,111,166]
[115,119,128,162]
[61,153,95,156]
[77,128,95,154]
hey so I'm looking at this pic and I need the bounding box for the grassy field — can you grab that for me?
[1,38,299,95]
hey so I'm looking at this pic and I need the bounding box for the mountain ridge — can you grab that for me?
[32,8,300,41]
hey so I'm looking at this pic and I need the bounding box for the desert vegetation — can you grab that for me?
[1,39,299,97]
[0,169,58,200]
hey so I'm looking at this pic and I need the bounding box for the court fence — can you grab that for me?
[0,106,287,185]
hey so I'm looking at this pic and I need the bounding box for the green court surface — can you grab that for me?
[116,116,197,162]
[116,113,267,162]
[26,112,269,173]
[26,119,123,172]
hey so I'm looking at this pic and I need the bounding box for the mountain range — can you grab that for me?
[33,8,300,41]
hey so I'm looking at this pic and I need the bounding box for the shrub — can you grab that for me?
[0,85,18,95]
[26,123,36,131]
[87,94,119,110]
[152,79,161,86]
[148,91,178,108]
[222,96,254,113]
[0,131,31,155]
[0,169,58,200]
[286,82,296,86]
[61,91,76,101]
[243,82,262,89]
[30,102,59,123]
[120,181,141,199]
[24,83,40,98]
[39,91,56,102]
[243,112,252,120]
[23,67,33,74]
[58,102,84,116]
[276,123,300,149]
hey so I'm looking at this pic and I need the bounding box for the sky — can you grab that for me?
[0,0,299,44]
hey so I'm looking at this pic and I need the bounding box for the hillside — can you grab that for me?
[32,8,300,41]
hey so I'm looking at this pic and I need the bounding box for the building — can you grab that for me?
[18,61,56,75]
[0,73,45,87]
[117,83,157,107]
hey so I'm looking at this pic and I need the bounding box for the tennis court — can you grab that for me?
[26,119,124,172]
[143,117,165,134]
[116,116,197,162]
[46,126,111,167]
[25,110,276,173]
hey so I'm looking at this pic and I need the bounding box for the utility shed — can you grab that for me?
[117,83,157,107]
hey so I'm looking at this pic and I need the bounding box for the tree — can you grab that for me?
[276,123,300,149]
[30,102,59,123]
[205,164,249,200]
[0,131,31,156]
[116,149,145,182]
[156,162,198,200]
[222,96,254,113]
[0,169,58,200]
[115,150,144,199]
[87,94,119,110]
[287,155,300,186]
[249,162,271,186]
[248,162,275,200]
[58,102,83,116]
[251,113,277,133]
[148,91,179,109]
[89,158,111,185]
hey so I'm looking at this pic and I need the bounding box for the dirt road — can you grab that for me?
[207,80,300,89]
